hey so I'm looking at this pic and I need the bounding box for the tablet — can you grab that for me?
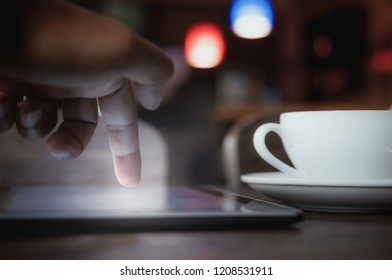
[0,185,303,236]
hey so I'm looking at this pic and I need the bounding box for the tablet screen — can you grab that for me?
[0,185,295,216]
[0,185,303,234]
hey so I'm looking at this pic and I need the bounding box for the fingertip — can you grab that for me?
[113,154,141,187]
[46,133,83,160]
[133,83,166,111]
[17,100,40,128]
[16,109,42,140]
[21,111,41,128]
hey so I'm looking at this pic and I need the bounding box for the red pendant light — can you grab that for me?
[184,23,226,69]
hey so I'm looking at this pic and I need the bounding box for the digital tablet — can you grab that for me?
[0,185,303,236]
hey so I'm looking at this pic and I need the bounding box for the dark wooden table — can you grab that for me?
[1,195,391,260]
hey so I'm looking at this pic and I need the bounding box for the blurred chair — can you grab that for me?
[0,118,169,187]
[222,111,292,188]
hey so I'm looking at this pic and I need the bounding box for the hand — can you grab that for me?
[0,0,174,187]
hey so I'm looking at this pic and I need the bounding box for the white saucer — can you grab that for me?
[241,172,392,213]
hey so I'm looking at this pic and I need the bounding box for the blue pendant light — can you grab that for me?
[230,0,274,39]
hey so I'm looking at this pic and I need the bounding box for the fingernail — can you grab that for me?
[50,147,77,160]
[46,134,82,160]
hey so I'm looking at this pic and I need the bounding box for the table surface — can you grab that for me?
[0,186,391,260]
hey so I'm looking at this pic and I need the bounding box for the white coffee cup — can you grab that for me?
[253,110,392,180]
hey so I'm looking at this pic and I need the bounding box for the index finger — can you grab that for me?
[98,80,140,187]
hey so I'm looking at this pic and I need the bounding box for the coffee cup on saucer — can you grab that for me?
[253,110,392,181]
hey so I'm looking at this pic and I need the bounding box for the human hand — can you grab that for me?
[0,0,173,187]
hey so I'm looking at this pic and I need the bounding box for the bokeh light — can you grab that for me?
[184,23,226,69]
[313,35,333,59]
[230,0,274,39]
[372,50,392,73]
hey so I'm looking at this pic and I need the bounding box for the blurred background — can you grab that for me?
[70,0,392,186]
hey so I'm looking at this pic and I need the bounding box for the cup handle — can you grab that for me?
[253,123,306,178]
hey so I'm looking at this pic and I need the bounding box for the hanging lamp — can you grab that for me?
[230,0,274,39]
[184,23,226,69]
